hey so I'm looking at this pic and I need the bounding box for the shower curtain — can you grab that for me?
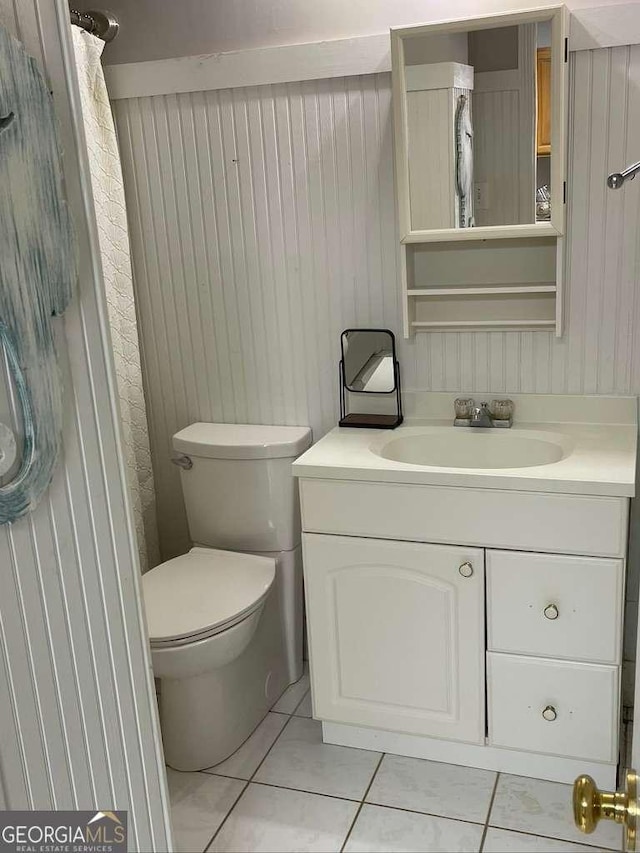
[72,26,159,571]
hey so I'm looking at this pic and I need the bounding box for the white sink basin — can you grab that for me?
[374,428,568,470]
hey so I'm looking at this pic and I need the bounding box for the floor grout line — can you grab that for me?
[248,709,295,782]
[202,779,249,853]
[357,798,487,828]
[478,771,500,853]
[202,700,297,852]
[250,778,363,804]
[482,823,623,852]
[289,687,310,716]
[339,752,386,853]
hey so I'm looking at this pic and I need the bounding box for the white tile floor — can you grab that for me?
[166,670,622,853]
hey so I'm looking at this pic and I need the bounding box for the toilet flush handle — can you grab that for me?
[171,455,193,470]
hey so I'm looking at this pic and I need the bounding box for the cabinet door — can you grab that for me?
[303,533,485,744]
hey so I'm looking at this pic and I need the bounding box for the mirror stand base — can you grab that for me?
[338,413,403,429]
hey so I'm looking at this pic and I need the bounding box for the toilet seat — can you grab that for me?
[142,547,275,648]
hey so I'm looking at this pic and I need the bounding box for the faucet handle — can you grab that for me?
[454,398,475,419]
[489,398,514,427]
[490,398,514,421]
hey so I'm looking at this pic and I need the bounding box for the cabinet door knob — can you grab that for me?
[544,603,559,620]
[458,561,474,578]
[542,705,558,722]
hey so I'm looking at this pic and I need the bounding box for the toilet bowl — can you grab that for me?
[144,547,275,678]
[143,547,279,769]
[141,422,311,771]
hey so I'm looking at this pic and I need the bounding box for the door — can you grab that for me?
[303,533,485,743]
[0,3,172,845]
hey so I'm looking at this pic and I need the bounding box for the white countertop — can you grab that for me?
[293,393,638,497]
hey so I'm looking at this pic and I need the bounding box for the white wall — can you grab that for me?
[0,2,172,847]
[114,44,640,562]
[74,0,616,65]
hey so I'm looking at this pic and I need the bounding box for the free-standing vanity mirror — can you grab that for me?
[392,6,567,241]
[339,329,403,429]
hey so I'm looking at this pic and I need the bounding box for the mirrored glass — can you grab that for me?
[342,330,396,393]
[402,19,552,232]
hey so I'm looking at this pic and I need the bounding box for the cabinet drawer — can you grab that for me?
[299,478,628,557]
[488,653,618,762]
[487,550,624,664]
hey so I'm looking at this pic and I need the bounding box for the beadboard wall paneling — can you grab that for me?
[0,2,172,848]
[473,89,523,226]
[114,47,640,563]
[114,74,401,556]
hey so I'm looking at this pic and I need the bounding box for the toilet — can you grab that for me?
[141,422,312,771]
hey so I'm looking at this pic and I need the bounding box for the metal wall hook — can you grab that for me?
[607,160,640,189]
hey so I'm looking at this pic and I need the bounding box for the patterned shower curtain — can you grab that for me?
[72,26,159,571]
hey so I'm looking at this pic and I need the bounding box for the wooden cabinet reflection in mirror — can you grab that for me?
[537,47,551,155]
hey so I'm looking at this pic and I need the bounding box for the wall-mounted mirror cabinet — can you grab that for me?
[391,6,568,243]
[392,6,568,337]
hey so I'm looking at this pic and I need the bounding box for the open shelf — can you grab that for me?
[401,222,560,243]
[411,319,556,330]
[401,236,563,336]
[407,284,556,297]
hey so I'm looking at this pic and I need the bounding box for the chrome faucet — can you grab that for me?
[470,402,494,428]
[453,398,514,428]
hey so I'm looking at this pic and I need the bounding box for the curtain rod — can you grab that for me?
[69,9,119,42]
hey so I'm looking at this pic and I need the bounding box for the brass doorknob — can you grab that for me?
[573,770,637,851]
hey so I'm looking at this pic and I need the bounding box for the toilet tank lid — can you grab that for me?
[173,423,312,460]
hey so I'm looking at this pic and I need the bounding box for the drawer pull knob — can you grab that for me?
[544,604,559,620]
[458,562,474,578]
[542,705,557,722]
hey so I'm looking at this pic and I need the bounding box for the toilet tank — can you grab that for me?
[172,423,312,553]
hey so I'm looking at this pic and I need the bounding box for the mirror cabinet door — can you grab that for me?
[392,7,567,241]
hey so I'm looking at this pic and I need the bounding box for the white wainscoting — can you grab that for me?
[114,73,400,557]
[114,46,640,566]
[0,2,172,848]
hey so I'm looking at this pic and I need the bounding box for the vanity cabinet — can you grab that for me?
[300,478,628,785]
[303,534,485,743]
